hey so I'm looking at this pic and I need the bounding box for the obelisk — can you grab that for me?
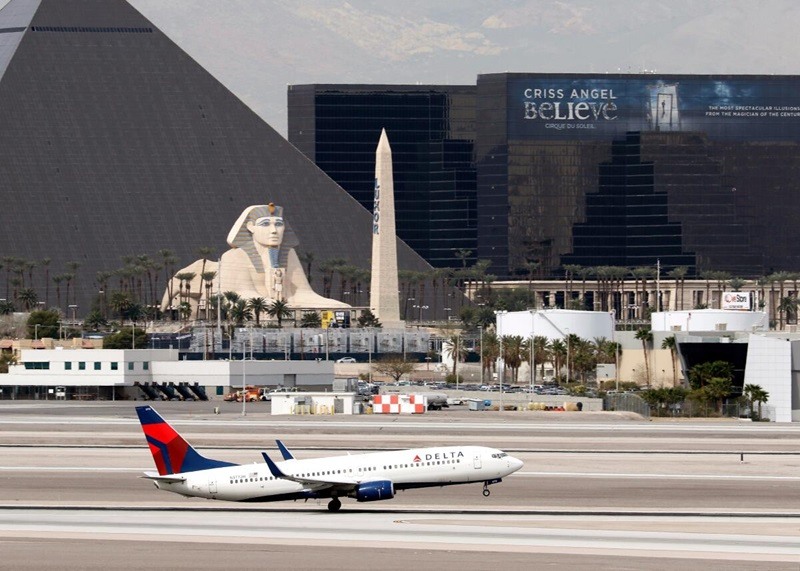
[370,129,402,327]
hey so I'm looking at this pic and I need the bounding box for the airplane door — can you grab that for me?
[473,454,482,469]
[209,478,217,496]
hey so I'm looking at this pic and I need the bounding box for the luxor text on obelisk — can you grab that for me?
[369,129,402,327]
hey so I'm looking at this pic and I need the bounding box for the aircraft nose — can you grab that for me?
[508,456,523,473]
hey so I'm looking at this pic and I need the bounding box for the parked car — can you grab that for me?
[336,357,356,363]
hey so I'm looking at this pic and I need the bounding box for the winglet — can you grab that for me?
[261,451,287,479]
[276,439,294,460]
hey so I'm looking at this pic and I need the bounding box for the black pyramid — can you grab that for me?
[0,0,429,314]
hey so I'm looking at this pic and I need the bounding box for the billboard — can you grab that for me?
[508,76,800,141]
[722,291,751,311]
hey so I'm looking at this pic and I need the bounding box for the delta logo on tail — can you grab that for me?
[136,406,234,475]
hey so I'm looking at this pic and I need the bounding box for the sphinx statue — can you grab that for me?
[161,203,349,316]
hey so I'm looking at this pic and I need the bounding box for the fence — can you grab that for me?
[604,393,650,418]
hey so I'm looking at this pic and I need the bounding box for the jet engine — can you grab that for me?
[354,480,395,502]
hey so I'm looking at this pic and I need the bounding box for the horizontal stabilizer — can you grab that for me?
[141,471,186,483]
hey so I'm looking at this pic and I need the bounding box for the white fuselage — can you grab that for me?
[153,445,521,502]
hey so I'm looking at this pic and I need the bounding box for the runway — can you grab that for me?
[1,402,800,569]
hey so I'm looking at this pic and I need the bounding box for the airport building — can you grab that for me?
[0,348,335,401]
[290,74,800,280]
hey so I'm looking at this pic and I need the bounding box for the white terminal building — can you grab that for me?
[491,307,800,423]
[1,348,334,402]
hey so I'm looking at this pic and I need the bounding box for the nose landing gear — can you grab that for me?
[482,483,491,497]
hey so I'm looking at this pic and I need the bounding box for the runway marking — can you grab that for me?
[0,466,146,472]
[2,416,800,434]
[2,466,799,483]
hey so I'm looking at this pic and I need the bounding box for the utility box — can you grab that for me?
[467,399,485,411]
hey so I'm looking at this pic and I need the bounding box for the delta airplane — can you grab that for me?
[136,405,524,512]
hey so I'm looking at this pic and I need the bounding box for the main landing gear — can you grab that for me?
[482,482,491,497]
[327,497,342,512]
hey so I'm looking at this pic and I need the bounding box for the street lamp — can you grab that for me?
[529,310,536,398]
[242,340,248,417]
[565,328,571,385]
[478,325,484,387]
[367,328,373,384]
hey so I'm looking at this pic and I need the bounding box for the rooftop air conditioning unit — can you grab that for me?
[671,325,682,331]
[715,323,727,331]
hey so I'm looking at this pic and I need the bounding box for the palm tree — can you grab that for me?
[158,249,178,310]
[62,272,75,312]
[174,272,196,318]
[248,297,269,327]
[533,335,551,380]
[267,298,291,328]
[771,272,792,329]
[635,328,653,386]
[2,256,17,299]
[668,266,688,311]
[453,248,472,268]
[631,267,653,318]
[108,291,132,322]
[661,335,679,387]
[444,333,467,380]
[297,250,315,286]
[577,266,593,309]
[202,271,217,320]
[778,297,798,329]
[743,384,770,420]
[40,257,51,307]
[65,261,80,306]
[565,333,582,383]
[52,275,64,311]
[299,311,322,328]
[480,330,500,380]
[550,339,566,383]
[228,299,253,327]
[16,287,38,311]
[729,277,746,292]
[500,335,524,383]
[318,258,346,299]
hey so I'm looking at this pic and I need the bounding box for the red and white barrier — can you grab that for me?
[372,394,426,414]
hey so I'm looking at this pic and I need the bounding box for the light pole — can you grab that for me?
[566,328,571,386]
[242,340,247,417]
[529,311,537,397]
[34,324,40,341]
[498,333,504,411]
[325,326,329,361]
[478,325,484,388]
[367,328,373,384]
[131,321,135,350]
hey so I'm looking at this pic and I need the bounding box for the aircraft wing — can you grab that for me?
[141,471,186,483]
[261,452,359,491]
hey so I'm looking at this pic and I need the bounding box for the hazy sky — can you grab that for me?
[10,0,800,137]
